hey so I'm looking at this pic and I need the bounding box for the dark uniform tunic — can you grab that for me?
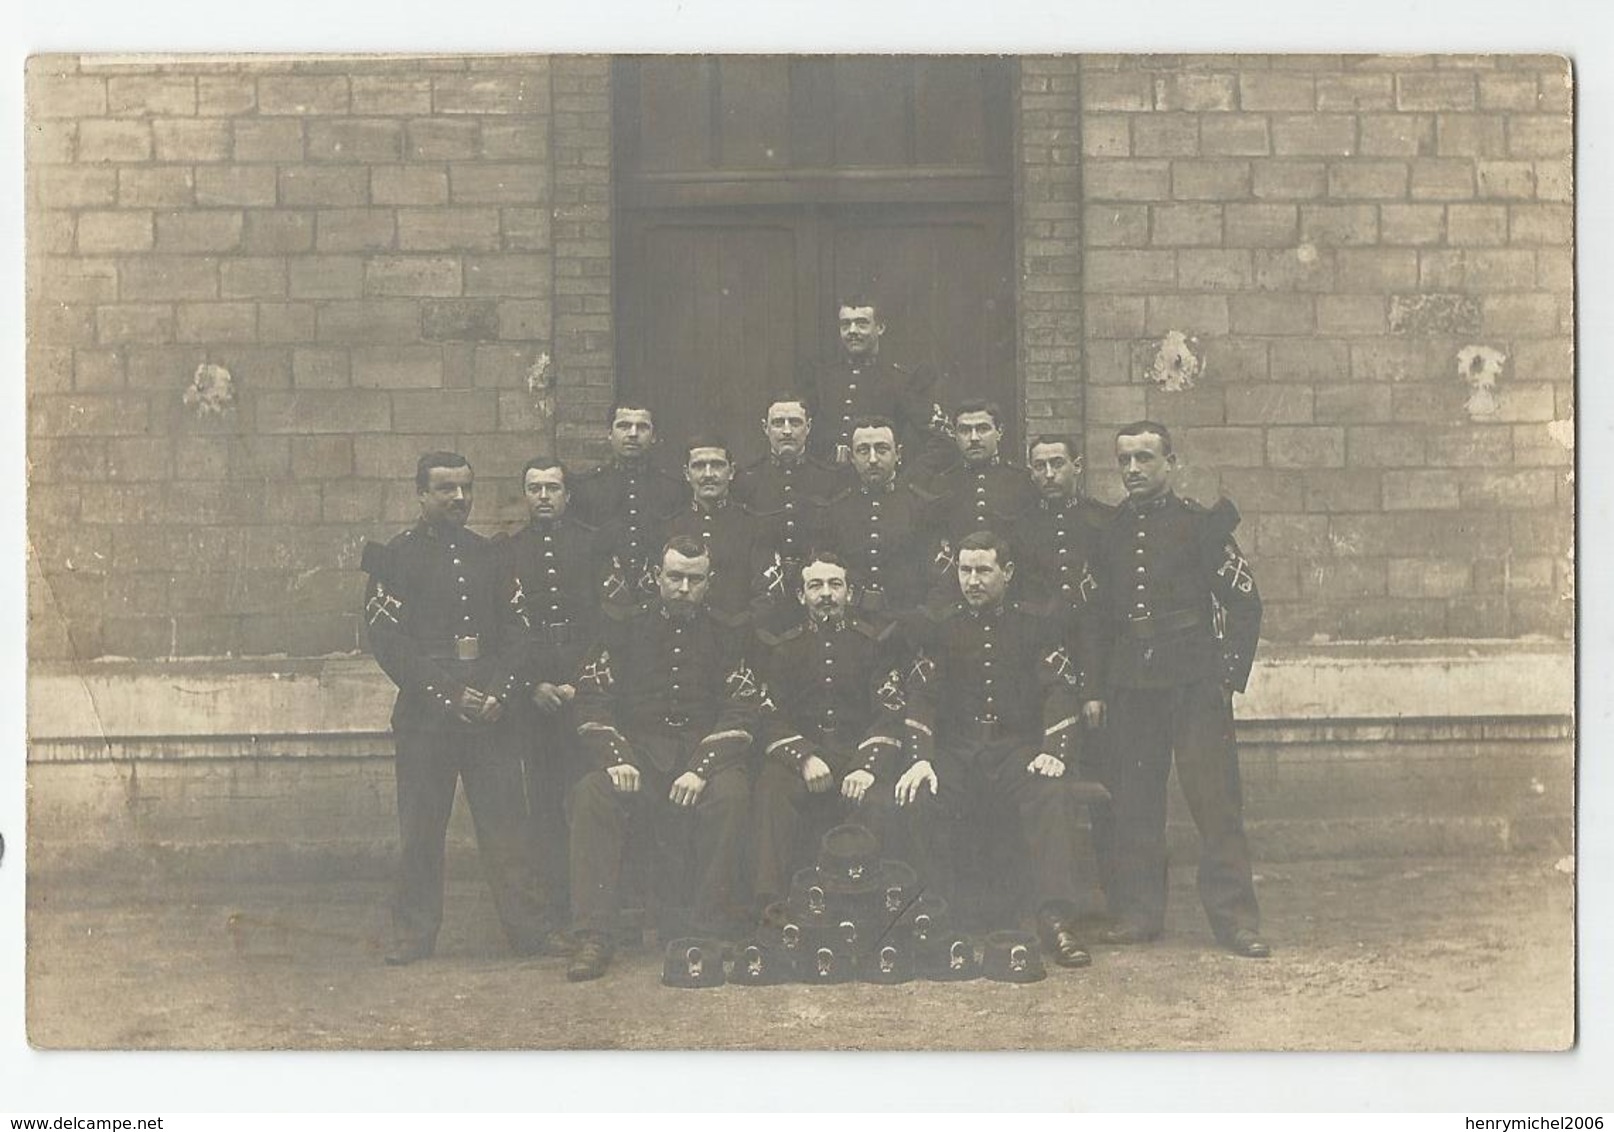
[801,355,953,472]
[902,599,1093,926]
[819,477,941,615]
[497,514,602,929]
[748,611,915,909]
[733,453,847,597]
[569,459,687,604]
[361,521,548,957]
[1015,493,1118,898]
[1088,491,1263,945]
[662,498,771,617]
[925,458,1040,554]
[568,601,759,941]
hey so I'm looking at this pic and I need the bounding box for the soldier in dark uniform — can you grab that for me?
[801,296,953,473]
[733,392,848,608]
[1089,420,1269,958]
[361,451,550,966]
[568,400,688,605]
[563,536,760,981]
[496,456,602,953]
[819,416,942,616]
[663,436,771,617]
[749,551,916,913]
[925,400,1039,571]
[895,529,1096,969]
[1017,435,1116,898]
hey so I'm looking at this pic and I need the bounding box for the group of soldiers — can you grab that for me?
[361,299,1270,983]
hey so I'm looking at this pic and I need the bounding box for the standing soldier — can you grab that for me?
[563,536,760,982]
[361,452,549,966]
[663,436,770,617]
[926,400,1039,568]
[801,296,953,473]
[497,456,601,955]
[570,400,687,604]
[895,530,1096,969]
[819,416,942,615]
[1018,435,1115,896]
[733,392,847,607]
[749,551,914,914]
[1090,421,1268,958]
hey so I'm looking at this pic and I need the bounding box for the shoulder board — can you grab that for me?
[706,606,752,630]
[851,614,896,642]
[921,600,965,625]
[825,484,859,506]
[602,600,646,623]
[1208,496,1241,534]
[905,481,943,504]
[360,541,394,578]
[757,622,804,647]
[574,464,609,480]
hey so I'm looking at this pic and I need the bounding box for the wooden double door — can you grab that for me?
[614,57,1019,468]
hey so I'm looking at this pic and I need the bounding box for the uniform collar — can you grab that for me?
[1040,493,1079,513]
[769,452,804,469]
[807,612,848,633]
[966,601,1006,621]
[691,496,731,513]
[859,478,897,495]
[659,601,701,622]
[417,519,464,543]
[1126,490,1175,515]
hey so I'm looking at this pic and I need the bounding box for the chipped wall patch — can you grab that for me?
[526,351,552,393]
[1147,330,1200,392]
[1455,345,1505,419]
[183,363,236,417]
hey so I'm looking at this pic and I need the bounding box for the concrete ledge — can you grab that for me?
[27,641,1576,742]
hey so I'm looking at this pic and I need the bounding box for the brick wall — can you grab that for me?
[26,54,614,660]
[1077,54,1573,642]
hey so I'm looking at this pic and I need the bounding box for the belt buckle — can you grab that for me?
[664,714,690,729]
[1126,611,1152,623]
[454,635,481,661]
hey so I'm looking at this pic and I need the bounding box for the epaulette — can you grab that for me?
[757,621,805,647]
[825,483,859,506]
[574,464,609,481]
[1208,496,1241,535]
[905,480,943,505]
[360,541,394,579]
[707,606,753,630]
[603,600,650,623]
[851,613,897,642]
[921,600,966,624]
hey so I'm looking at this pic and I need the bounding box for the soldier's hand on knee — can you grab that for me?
[1027,752,1066,778]
[1082,699,1106,729]
[841,769,875,803]
[533,682,565,712]
[802,755,834,793]
[895,760,938,806]
[669,770,707,807]
[606,763,641,793]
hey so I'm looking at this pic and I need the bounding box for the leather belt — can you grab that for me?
[662,715,692,729]
[1120,609,1203,640]
[963,717,1003,743]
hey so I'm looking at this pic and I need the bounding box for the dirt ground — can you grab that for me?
[25,854,1573,1052]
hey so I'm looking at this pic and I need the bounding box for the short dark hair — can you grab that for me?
[1116,420,1174,456]
[521,456,569,484]
[849,415,898,437]
[763,391,812,419]
[607,399,656,429]
[799,549,850,585]
[416,451,471,491]
[661,534,710,565]
[954,400,1005,431]
[836,295,881,319]
[1028,435,1080,462]
[957,528,1013,567]
[684,435,733,465]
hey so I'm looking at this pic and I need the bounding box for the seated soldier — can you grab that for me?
[749,551,920,915]
[895,529,1096,969]
[564,536,760,982]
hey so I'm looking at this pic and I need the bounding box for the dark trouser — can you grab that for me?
[751,749,901,911]
[391,721,549,956]
[1107,680,1261,943]
[1079,725,1117,907]
[567,740,750,941]
[521,710,577,931]
[904,736,1089,926]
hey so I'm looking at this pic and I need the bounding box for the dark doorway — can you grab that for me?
[614,57,1019,467]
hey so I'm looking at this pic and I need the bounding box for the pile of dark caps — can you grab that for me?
[661,825,1048,988]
